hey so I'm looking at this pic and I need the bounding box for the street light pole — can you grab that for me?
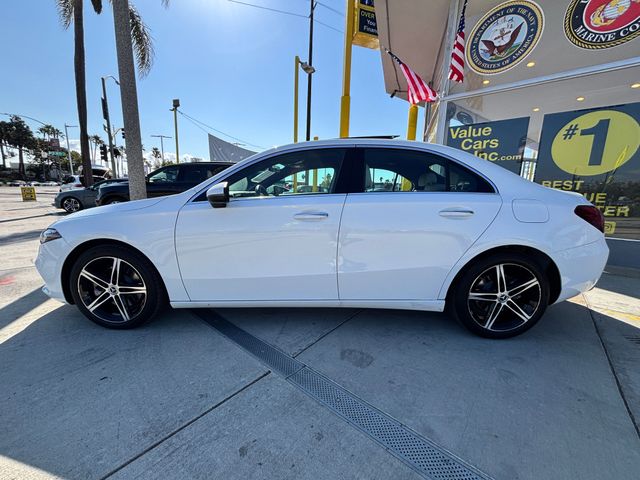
[151,134,171,164]
[64,124,78,175]
[171,99,180,163]
[101,75,120,178]
[305,0,316,142]
[294,56,316,144]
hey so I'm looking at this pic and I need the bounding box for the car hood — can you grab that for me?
[54,196,167,224]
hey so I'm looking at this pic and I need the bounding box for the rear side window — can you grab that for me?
[362,148,494,193]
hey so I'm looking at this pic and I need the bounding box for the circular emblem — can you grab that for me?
[466,1,544,75]
[564,0,640,49]
[551,110,640,176]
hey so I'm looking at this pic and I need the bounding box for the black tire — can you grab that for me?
[62,196,83,213]
[69,245,166,329]
[448,252,550,339]
[105,196,126,205]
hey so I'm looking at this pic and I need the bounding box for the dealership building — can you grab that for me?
[372,0,639,270]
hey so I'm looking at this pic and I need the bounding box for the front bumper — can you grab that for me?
[35,237,72,304]
[552,236,609,303]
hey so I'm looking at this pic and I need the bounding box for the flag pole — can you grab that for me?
[339,0,355,138]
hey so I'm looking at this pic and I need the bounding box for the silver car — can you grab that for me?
[54,178,126,213]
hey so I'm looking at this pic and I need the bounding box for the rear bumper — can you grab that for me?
[552,236,609,304]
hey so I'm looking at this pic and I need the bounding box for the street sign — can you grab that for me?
[21,186,36,202]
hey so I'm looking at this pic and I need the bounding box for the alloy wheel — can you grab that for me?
[467,263,541,332]
[63,197,81,213]
[77,256,147,323]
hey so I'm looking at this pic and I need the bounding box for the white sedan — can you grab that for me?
[35,140,608,339]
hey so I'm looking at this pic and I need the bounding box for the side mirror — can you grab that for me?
[207,181,229,208]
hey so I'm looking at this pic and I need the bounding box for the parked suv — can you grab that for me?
[96,162,233,205]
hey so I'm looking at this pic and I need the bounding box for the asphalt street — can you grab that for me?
[1,186,639,480]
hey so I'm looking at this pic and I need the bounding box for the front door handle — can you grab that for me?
[294,211,329,221]
[439,208,474,218]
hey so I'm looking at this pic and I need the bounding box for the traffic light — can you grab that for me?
[99,144,108,162]
[121,129,125,139]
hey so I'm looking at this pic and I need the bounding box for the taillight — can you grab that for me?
[574,205,604,233]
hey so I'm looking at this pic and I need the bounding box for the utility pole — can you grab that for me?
[64,124,78,175]
[305,0,316,142]
[101,76,119,177]
[151,134,171,163]
[171,99,180,163]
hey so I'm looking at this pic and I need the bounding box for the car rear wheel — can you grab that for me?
[106,197,126,205]
[449,253,550,339]
[69,245,166,329]
[62,197,82,213]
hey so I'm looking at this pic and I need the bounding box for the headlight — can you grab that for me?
[40,228,62,244]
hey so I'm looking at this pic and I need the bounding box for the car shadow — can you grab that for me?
[0,287,49,329]
[0,300,638,479]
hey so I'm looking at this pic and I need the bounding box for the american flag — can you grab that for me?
[448,0,468,83]
[387,50,437,104]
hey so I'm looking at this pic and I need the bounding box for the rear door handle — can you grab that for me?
[439,208,474,218]
[294,211,329,221]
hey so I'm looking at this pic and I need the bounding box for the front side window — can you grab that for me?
[225,148,346,199]
[148,166,179,183]
[363,148,493,193]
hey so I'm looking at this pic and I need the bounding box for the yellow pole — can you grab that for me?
[339,0,355,138]
[406,104,418,140]
[294,56,300,143]
[402,103,419,191]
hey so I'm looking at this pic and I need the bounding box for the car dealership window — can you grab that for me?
[225,148,346,199]
[363,148,493,193]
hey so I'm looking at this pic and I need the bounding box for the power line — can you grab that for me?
[228,0,307,19]
[177,110,265,150]
[228,0,342,33]
[315,1,342,16]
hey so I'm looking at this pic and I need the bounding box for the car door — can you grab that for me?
[175,147,351,302]
[146,165,180,197]
[337,147,502,301]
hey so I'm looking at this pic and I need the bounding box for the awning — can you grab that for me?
[376,0,452,102]
[208,133,256,163]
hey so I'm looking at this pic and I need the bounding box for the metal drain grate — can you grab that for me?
[289,367,488,480]
[623,335,640,346]
[196,311,305,377]
[196,310,492,480]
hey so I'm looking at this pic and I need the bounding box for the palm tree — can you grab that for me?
[0,121,11,169]
[56,0,99,186]
[7,116,35,179]
[89,134,103,162]
[112,0,168,200]
[56,0,167,197]
[150,146,161,167]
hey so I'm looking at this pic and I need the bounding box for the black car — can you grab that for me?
[96,162,234,206]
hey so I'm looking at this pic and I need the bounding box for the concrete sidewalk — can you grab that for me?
[1,186,639,479]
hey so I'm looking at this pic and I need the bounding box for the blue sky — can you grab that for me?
[1,0,420,160]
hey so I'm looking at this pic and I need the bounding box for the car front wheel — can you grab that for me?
[62,197,82,213]
[69,245,166,329]
[450,253,550,339]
